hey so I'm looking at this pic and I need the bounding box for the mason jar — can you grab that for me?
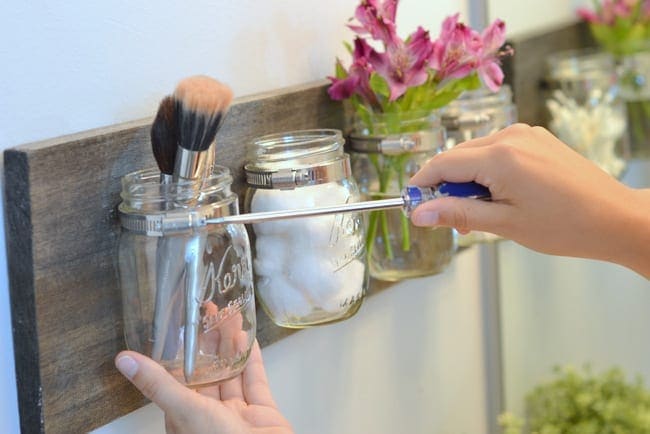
[440,85,518,246]
[545,49,629,178]
[244,129,368,328]
[118,166,256,387]
[618,50,650,158]
[441,85,517,150]
[347,110,455,281]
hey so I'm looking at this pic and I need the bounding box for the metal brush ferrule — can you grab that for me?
[173,148,208,181]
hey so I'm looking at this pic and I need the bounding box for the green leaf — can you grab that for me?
[334,59,348,79]
[369,73,391,99]
[343,40,353,55]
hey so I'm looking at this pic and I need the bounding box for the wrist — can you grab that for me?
[606,187,650,278]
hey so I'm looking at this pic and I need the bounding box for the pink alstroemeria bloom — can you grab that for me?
[577,7,601,23]
[477,19,508,91]
[641,0,650,20]
[368,26,434,101]
[348,0,399,45]
[430,14,482,82]
[328,38,376,104]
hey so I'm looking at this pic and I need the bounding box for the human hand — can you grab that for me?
[115,340,294,434]
[409,124,650,277]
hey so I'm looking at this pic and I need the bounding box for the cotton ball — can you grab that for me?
[251,189,298,235]
[318,259,366,313]
[288,214,338,248]
[253,235,288,276]
[256,275,314,319]
[286,253,338,300]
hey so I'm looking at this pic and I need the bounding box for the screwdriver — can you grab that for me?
[204,182,491,226]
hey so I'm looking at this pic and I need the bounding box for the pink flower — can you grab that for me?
[368,27,434,100]
[430,14,482,81]
[477,19,509,91]
[328,38,377,104]
[577,7,601,23]
[578,0,641,24]
[348,0,399,45]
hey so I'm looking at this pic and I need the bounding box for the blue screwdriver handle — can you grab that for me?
[437,181,491,199]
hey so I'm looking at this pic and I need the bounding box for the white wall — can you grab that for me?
[0,1,480,433]
[488,0,590,36]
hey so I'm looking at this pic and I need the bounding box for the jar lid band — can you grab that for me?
[347,129,445,155]
[118,197,236,236]
[244,157,351,189]
[441,112,493,131]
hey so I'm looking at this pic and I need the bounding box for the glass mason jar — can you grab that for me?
[545,49,629,178]
[118,166,256,387]
[440,85,518,246]
[244,129,368,328]
[618,50,650,158]
[347,110,455,281]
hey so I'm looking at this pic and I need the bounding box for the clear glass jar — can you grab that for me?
[440,85,518,246]
[118,166,255,387]
[244,129,368,328]
[545,49,629,178]
[441,85,517,150]
[618,50,650,158]
[347,110,455,281]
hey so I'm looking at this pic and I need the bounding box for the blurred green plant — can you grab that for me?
[499,365,650,434]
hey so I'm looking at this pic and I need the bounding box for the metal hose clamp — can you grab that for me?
[347,129,445,155]
[244,157,351,189]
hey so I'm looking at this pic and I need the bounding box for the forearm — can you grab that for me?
[602,188,650,279]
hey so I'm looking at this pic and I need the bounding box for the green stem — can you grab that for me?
[379,208,393,260]
[365,210,379,257]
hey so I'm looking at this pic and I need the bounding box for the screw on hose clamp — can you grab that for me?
[379,135,418,155]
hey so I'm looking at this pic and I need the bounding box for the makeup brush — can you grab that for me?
[151,95,178,181]
[172,75,233,382]
[172,75,233,182]
[150,95,185,362]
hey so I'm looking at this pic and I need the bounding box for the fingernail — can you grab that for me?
[116,355,139,379]
[412,211,439,226]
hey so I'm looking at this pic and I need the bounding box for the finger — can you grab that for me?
[410,196,511,235]
[243,341,277,407]
[115,350,195,414]
[409,146,491,187]
[218,324,245,401]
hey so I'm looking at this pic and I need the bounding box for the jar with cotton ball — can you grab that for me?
[544,49,630,178]
[439,85,517,246]
[244,129,368,328]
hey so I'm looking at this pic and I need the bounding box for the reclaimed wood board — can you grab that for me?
[5,80,351,434]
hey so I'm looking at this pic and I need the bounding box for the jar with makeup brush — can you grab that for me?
[244,129,368,328]
[117,166,256,387]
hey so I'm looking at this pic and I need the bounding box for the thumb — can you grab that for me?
[410,196,508,235]
[115,350,195,414]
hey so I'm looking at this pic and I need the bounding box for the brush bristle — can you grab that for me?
[173,75,233,152]
[151,95,178,176]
